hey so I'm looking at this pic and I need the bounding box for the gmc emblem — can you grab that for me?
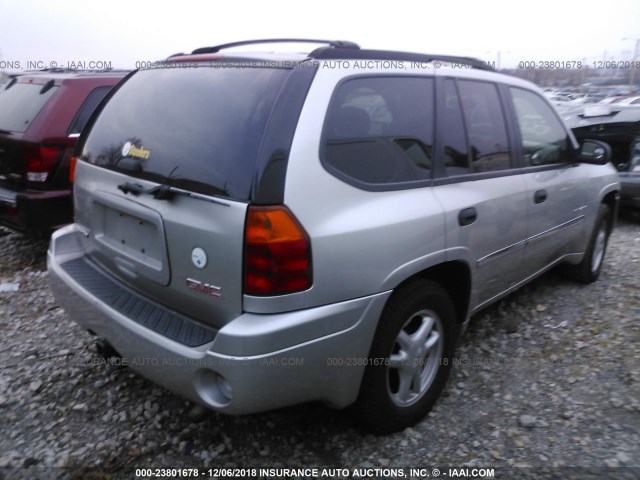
[186,278,221,298]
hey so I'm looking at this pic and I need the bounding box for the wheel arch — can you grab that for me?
[355,268,466,432]
[389,260,471,325]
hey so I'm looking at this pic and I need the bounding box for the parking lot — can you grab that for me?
[1,214,639,479]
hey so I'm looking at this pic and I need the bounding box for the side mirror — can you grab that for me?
[617,163,629,172]
[579,140,611,165]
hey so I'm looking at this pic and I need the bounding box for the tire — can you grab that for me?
[355,279,460,434]
[564,204,611,284]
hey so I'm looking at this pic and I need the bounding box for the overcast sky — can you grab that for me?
[1,0,639,71]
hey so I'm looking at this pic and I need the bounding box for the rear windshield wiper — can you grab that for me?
[147,184,186,201]
[117,182,228,206]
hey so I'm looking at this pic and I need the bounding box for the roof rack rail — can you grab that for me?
[309,48,494,71]
[21,67,131,74]
[23,68,80,74]
[191,38,360,55]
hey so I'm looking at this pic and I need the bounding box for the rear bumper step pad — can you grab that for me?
[61,257,218,347]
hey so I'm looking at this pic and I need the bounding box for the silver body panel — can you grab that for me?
[48,60,620,414]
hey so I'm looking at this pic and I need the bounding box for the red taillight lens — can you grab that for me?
[24,144,63,183]
[244,206,312,296]
[69,156,78,182]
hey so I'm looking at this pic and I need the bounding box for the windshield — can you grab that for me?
[81,66,290,200]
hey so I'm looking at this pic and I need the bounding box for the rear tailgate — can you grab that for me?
[73,65,292,328]
[73,163,247,328]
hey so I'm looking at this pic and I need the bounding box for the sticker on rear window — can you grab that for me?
[122,141,151,160]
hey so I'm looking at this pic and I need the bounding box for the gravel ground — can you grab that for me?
[0,214,639,480]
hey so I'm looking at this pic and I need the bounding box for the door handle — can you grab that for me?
[458,207,478,226]
[534,189,547,204]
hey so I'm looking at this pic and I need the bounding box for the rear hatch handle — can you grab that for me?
[117,182,180,200]
[117,181,230,206]
[117,182,146,196]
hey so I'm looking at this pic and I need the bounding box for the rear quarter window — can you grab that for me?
[80,66,290,200]
[321,76,435,189]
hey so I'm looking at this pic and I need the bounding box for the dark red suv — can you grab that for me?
[0,69,129,234]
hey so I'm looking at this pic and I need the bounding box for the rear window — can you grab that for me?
[81,66,290,200]
[0,82,59,133]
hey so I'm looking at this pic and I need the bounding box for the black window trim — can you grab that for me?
[252,63,319,203]
[432,162,582,187]
[432,167,523,186]
[319,73,436,192]
[66,86,114,136]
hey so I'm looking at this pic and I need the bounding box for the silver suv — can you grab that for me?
[48,39,620,433]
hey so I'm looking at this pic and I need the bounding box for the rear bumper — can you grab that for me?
[0,185,71,232]
[48,224,390,414]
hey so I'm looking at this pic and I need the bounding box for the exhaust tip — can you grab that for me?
[94,338,121,360]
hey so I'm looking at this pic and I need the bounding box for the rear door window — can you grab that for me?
[81,67,290,200]
[457,80,511,173]
[440,79,470,176]
[0,82,59,133]
[322,76,434,188]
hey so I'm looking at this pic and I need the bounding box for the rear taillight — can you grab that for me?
[24,144,64,183]
[244,206,312,296]
[69,156,78,182]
